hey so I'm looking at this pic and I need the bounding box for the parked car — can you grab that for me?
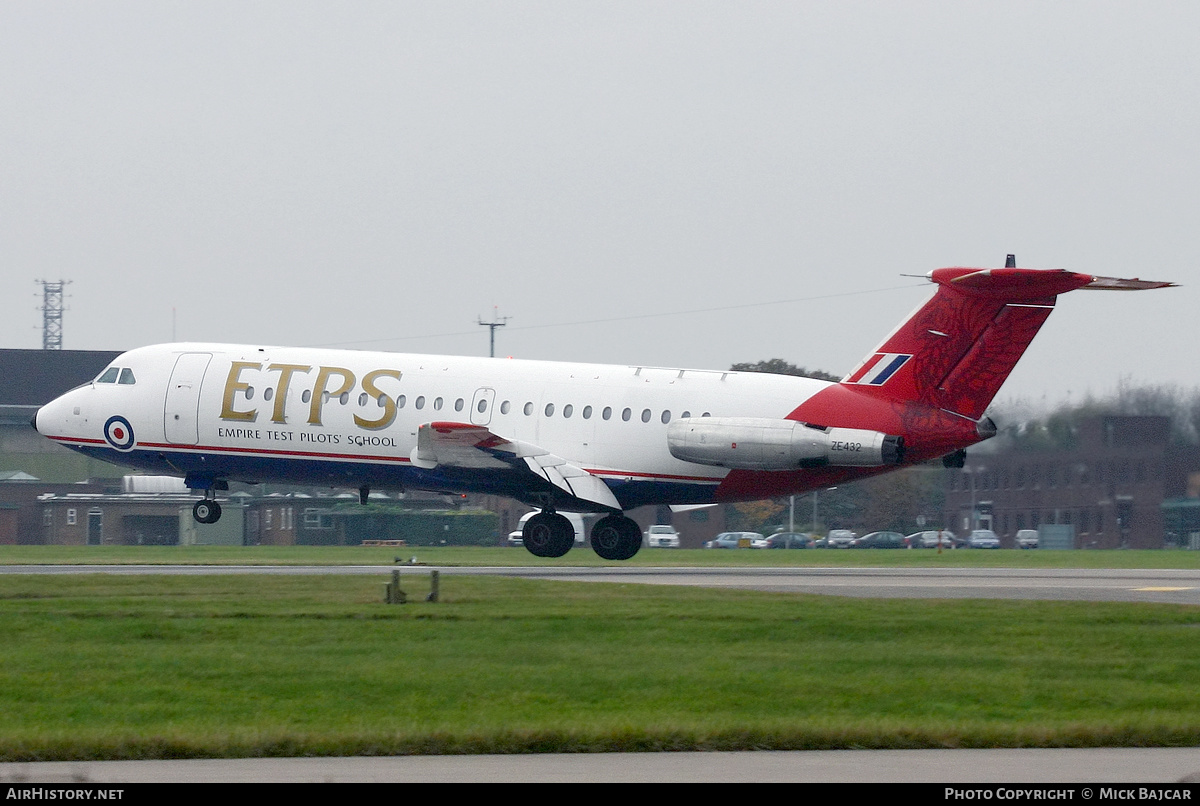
[507,511,587,547]
[706,531,767,549]
[967,529,1001,549]
[1016,529,1039,549]
[765,532,813,549]
[825,529,857,548]
[645,524,681,548]
[851,530,906,549]
[907,530,956,549]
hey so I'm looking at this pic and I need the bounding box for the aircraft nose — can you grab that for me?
[31,408,40,433]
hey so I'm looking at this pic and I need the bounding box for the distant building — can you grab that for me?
[944,416,1200,548]
[37,488,244,546]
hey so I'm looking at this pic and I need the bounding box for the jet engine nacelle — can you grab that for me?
[666,417,904,471]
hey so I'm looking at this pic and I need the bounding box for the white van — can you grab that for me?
[507,511,587,547]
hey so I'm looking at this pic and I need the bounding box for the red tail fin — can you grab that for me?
[842,266,1173,420]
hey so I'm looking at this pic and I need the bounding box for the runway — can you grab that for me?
[3,748,1200,783]
[4,564,1200,604]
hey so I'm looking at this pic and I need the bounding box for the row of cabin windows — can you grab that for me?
[236,385,711,423]
[98,367,709,424]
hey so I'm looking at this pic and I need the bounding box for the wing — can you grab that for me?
[410,421,622,512]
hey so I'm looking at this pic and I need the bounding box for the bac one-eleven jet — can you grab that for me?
[33,259,1171,560]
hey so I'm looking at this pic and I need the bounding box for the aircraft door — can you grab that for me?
[164,353,213,444]
[470,388,496,426]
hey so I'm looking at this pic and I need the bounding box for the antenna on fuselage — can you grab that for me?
[478,307,510,358]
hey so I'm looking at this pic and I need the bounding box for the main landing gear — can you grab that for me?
[521,511,643,560]
[589,514,642,561]
[522,511,575,558]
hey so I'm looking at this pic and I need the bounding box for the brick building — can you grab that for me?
[944,416,1200,549]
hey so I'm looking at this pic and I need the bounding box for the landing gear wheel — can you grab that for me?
[590,514,642,561]
[193,500,222,525]
[523,512,575,558]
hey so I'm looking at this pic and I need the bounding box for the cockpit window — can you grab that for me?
[118,368,136,385]
[96,367,119,384]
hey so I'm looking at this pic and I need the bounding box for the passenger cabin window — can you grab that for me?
[96,368,119,384]
[118,368,136,385]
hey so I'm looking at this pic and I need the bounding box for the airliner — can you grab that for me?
[32,260,1171,560]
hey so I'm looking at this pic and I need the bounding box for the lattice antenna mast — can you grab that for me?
[477,307,510,358]
[37,280,71,350]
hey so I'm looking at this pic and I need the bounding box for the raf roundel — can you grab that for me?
[103,415,136,452]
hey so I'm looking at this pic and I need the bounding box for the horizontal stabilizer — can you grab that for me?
[1082,275,1177,291]
[842,264,1174,421]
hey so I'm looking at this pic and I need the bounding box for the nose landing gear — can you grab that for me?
[192,498,222,525]
[185,474,227,525]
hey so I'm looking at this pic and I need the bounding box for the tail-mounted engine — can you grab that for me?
[666,417,904,471]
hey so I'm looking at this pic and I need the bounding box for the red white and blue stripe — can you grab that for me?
[844,353,912,386]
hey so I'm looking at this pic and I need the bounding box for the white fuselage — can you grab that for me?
[36,342,844,511]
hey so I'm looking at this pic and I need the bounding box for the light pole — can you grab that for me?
[809,487,836,533]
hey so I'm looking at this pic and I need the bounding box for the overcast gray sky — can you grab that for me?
[2,1,1197,410]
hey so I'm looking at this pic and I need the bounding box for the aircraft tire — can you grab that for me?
[523,512,574,558]
[193,500,222,525]
[590,514,641,561]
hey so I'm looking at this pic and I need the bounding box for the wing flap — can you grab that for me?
[413,421,621,511]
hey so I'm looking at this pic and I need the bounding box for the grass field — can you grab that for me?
[2,568,1200,760]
